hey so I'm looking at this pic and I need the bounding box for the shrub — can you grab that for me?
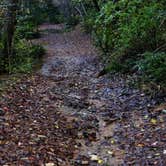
[80,10,97,33]
[91,0,166,86]
[65,15,80,28]
[16,21,40,40]
[16,10,45,39]
[0,40,45,74]
[136,52,166,85]
[46,4,64,24]
[29,44,45,58]
[95,0,165,55]
[11,40,45,73]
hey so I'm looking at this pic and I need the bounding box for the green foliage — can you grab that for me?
[29,44,45,58]
[46,4,64,24]
[15,0,63,40]
[0,40,45,73]
[21,0,61,25]
[16,19,40,40]
[71,0,102,31]
[0,0,54,74]
[81,11,97,33]
[95,0,165,54]
[65,15,80,28]
[79,0,166,86]
[136,52,166,85]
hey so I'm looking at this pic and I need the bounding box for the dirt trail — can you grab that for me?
[0,24,166,165]
[35,24,123,165]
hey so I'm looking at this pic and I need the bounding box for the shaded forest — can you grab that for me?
[0,0,166,87]
[0,0,166,165]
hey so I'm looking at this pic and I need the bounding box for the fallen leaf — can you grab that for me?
[90,154,99,161]
[46,163,55,166]
[107,150,114,155]
[81,160,89,165]
[98,159,103,164]
[150,118,157,125]
[144,115,148,119]
[38,135,47,138]
[111,139,115,144]
[137,143,144,147]
[163,150,166,154]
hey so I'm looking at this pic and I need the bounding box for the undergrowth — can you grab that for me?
[78,0,166,87]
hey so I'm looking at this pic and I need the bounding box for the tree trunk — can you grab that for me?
[2,0,18,73]
[3,0,18,57]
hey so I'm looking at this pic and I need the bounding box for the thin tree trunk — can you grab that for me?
[3,0,18,57]
[3,0,18,73]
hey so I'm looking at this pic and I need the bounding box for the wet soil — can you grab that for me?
[0,24,166,165]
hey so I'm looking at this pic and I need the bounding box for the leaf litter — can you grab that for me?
[0,24,166,165]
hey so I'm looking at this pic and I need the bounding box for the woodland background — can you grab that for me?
[0,0,166,87]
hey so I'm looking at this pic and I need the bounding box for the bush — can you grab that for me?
[11,40,45,73]
[46,5,64,24]
[16,20,40,40]
[81,11,97,33]
[95,0,165,54]
[0,39,45,74]
[65,15,80,28]
[29,44,45,58]
[136,52,166,85]
[90,0,166,86]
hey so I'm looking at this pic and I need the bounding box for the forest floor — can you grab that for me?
[0,24,166,166]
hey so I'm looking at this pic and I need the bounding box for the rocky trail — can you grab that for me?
[0,24,166,166]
